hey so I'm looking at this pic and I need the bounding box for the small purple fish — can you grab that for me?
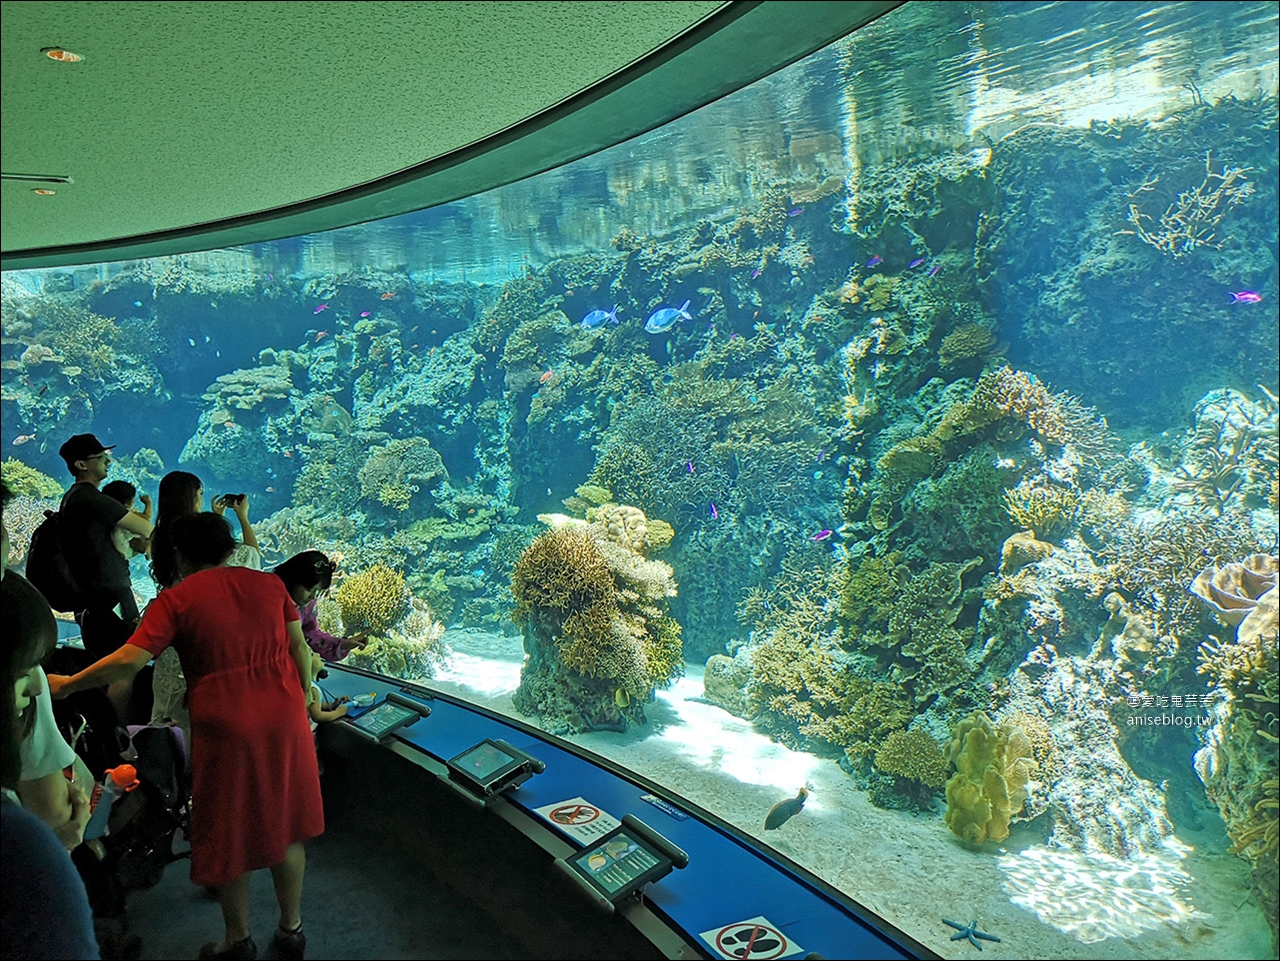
[787,208,804,217]
[709,502,719,520]
[927,264,942,278]
[751,266,763,280]
[313,303,329,314]
[1229,291,1262,304]
[810,529,833,542]
[267,273,274,282]
[686,461,694,474]
[729,333,739,341]
[816,449,827,464]
[865,255,883,268]
[908,257,926,269]
[360,311,371,317]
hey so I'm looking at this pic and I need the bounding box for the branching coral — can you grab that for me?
[3,495,57,567]
[874,728,950,788]
[1122,152,1255,259]
[1003,482,1081,540]
[334,564,410,635]
[345,599,447,681]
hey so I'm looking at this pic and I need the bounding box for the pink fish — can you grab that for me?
[313,303,329,314]
[751,266,763,280]
[709,502,719,520]
[12,433,36,446]
[865,255,883,268]
[810,529,833,542]
[1229,291,1262,304]
[360,311,371,317]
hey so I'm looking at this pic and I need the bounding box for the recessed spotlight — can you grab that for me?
[33,189,57,196]
[41,47,83,63]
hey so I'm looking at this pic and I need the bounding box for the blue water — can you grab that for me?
[3,3,1277,957]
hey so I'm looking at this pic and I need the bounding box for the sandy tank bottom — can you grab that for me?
[421,628,1271,960]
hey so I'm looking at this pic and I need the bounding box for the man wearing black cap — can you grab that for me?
[57,434,153,677]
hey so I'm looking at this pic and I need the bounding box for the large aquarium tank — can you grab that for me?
[3,2,1277,957]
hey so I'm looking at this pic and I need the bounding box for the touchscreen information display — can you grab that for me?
[355,703,413,736]
[456,741,516,781]
[571,832,662,895]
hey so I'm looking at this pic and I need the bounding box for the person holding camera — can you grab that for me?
[148,471,260,741]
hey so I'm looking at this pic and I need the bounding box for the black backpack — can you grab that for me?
[25,508,85,612]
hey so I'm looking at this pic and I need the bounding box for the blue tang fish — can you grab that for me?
[645,299,692,334]
[580,305,619,329]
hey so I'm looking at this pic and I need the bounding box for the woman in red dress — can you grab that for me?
[49,513,322,960]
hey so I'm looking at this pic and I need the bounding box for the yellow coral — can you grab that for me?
[1003,482,1080,540]
[1,458,64,498]
[875,729,950,788]
[944,712,1034,845]
[646,518,675,551]
[334,564,410,635]
[377,482,414,512]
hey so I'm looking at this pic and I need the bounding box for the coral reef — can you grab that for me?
[510,520,681,735]
[334,564,411,635]
[344,598,448,682]
[1122,152,1256,259]
[1002,482,1080,541]
[875,728,950,788]
[944,711,1034,846]
[1,458,63,498]
[3,495,57,568]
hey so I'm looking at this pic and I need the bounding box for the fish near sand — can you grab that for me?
[581,305,619,329]
[765,788,809,830]
[645,299,692,334]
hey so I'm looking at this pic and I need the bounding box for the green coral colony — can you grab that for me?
[2,4,1278,958]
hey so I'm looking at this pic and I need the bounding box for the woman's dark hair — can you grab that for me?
[150,470,203,589]
[101,479,137,506]
[273,551,336,595]
[169,513,235,572]
[0,573,58,789]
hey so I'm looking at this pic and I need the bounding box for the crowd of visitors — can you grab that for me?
[1,434,369,960]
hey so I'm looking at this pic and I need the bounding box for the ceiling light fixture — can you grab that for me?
[41,47,83,63]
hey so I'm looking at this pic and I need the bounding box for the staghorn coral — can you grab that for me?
[1122,151,1255,259]
[1166,389,1278,515]
[1003,482,1081,541]
[1,458,63,498]
[874,728,950,788]
[334,564,410,636]
[944,711,1035,846]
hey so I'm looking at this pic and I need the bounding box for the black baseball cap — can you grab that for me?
[59,433,116,468]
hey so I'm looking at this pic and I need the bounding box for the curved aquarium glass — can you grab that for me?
[3,2,1277,957]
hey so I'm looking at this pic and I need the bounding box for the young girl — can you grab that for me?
[273,552,368,661]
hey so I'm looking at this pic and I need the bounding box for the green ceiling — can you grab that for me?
[1,1,899,270]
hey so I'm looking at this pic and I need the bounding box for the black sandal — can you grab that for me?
[270,924,306,960]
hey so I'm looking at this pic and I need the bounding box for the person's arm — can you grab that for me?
[116,510,153,538]
[309,701,349,723]
[46,644,153,699]
[137,492,153,522]
[232,497,259,551]
[286,620,311,696]
[16,771,91,851]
